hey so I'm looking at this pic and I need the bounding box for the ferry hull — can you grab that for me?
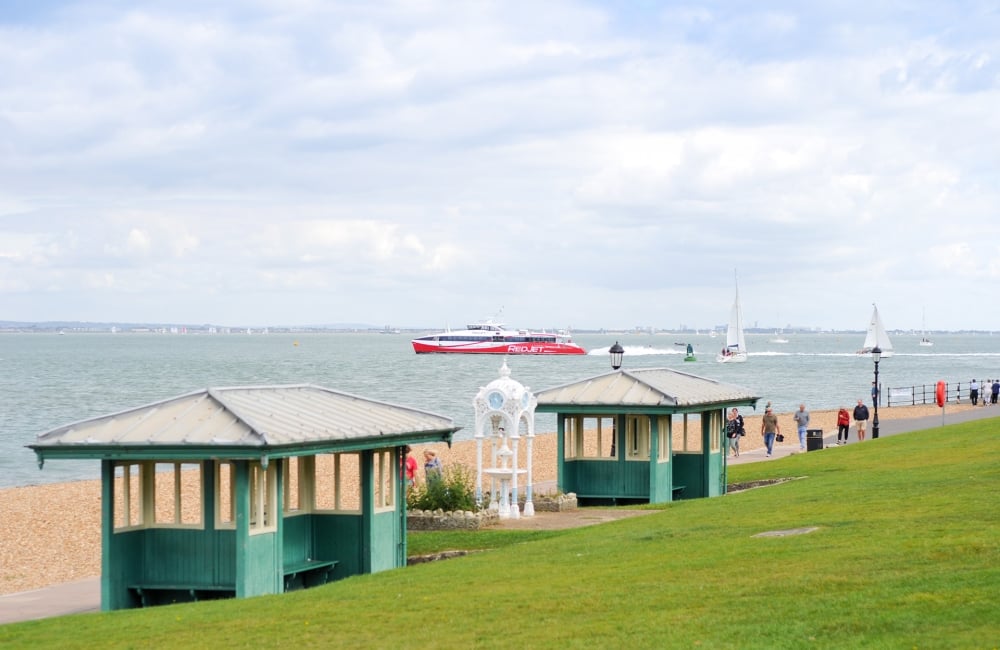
[412,340,585,355]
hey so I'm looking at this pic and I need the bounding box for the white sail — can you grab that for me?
[858,304,894,356]
[716,275,748,363]
[919,308,933,346]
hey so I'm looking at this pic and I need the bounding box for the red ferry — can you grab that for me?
[411,321,585,355]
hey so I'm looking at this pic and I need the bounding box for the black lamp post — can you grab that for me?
[871,345,881,439]
[609,341,624,370]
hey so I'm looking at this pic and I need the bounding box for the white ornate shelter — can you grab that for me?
[473,360,537,518]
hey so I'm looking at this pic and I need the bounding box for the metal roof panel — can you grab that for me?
[535,368,758,408]
[32,384,457,450]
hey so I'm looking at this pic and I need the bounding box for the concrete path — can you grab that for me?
[0,577,100,625]
[727,404,999,465]
[3,405,997,626]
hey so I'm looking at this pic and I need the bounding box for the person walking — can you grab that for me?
[836,406,851,445]
[792,403,810,451]
[970,379,979,406]
[760,406,780,457]
[726,407,745,457]
[423,449,443,483]
[853,399,870,442]
[403,446,418,492]
[992,379,999,405]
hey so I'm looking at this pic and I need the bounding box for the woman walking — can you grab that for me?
[726,407,745,457]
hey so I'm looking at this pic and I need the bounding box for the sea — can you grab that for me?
[2,331,999,489]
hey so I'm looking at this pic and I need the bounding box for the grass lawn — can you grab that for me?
[2,420,998,649]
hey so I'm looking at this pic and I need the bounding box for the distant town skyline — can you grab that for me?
[2,319,995,336]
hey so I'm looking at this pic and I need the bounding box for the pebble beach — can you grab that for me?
[0,403,978,596]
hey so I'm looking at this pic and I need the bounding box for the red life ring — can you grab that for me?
[936,381,946,407]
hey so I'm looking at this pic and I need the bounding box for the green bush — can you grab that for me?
[406,463,478,512]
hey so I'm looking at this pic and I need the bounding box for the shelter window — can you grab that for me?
[113,462,144,531]
[625,416,650,460]
[563,416,616,459]
[672,414,704,453]
[152,462,202,527]
[283,456,304,514]
[657,416,671,462]
[249,461,277,534]
[709,411,722,453]
[374,449,395,513]
[314,453,362,513]
[216,461,235,529]
[113,461,202,531]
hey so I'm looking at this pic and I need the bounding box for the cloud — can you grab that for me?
[0,1,999,329]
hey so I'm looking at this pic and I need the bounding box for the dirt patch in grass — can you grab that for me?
[727,477,800,493]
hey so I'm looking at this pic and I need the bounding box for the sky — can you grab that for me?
[2,1,999,332]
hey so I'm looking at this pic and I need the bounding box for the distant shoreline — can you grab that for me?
[3,323,998,335]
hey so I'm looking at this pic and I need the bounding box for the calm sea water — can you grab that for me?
[2,331,999,488]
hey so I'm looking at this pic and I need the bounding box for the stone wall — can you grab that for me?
[406,508,499,531]
[520,492,578,512]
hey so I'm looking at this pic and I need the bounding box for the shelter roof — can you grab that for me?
[534,368,759,411]
[30,384,458,460]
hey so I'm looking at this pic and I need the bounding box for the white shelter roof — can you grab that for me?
[535,368,759,410]
[31,384,458,452]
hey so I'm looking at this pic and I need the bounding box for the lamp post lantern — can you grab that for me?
[871,346,881,439]
[609,341,624,370]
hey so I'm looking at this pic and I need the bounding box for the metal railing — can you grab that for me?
[884,382,995,407]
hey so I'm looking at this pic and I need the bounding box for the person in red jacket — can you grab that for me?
[402,445,418,492]
[836,406,851,445]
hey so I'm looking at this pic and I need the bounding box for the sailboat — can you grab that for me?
[857,303,894,357]
[919,309,933,346]
[716,274,748,363]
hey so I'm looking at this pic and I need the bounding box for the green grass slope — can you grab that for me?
[3,420,998,649]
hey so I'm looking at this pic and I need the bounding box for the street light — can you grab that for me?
[609,341,624,370]
[871,345,882,439]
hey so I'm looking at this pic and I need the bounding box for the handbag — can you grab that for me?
[776,433,785,442]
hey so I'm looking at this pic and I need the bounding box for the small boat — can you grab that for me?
[857,303,894,357]
[919,309,933,346]
[770,330,789,344]
[716,273,748,363]
[412,320,585,355]
[675,342,697,362]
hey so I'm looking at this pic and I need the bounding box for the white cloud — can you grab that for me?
[1,1,999,329]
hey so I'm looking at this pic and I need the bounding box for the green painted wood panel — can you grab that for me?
[673,454,704,499]
[282,514,313,565]
[369,511,399,573]
[314,514,362,579]
[141,529,224,585]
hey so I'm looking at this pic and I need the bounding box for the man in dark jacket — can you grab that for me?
[853,399,870,442]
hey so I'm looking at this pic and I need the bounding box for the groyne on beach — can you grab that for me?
[0,403,984,597]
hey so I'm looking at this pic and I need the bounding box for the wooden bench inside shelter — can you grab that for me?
[128,583,235,607]
[283,559,339,591]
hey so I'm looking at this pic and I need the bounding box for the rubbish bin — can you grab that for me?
[806,429,824,451]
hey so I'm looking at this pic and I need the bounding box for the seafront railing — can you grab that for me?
[884,381,992,407]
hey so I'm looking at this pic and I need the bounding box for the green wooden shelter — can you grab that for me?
[29,384,459,611]
[535,368,758,505]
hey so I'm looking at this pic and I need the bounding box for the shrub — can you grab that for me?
[407,463,478,512]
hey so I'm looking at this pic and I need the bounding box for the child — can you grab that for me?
[423,449,443,483]
[836,406,850,445]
